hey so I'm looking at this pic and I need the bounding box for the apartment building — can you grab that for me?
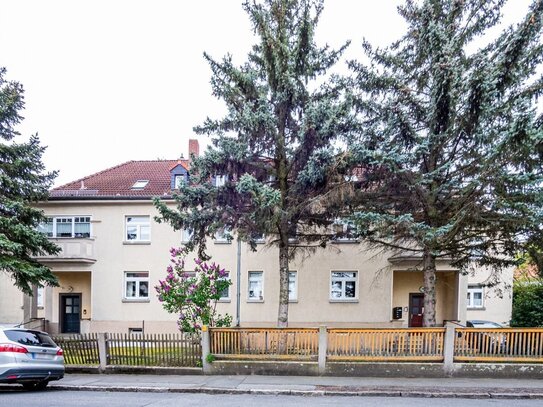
[0,140,512,333]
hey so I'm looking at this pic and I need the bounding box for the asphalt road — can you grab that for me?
[0,390,541,407]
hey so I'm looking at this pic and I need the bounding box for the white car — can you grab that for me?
[0,328,64,390]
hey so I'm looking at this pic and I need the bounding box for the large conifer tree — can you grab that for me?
[155,0,355,327]
[349,0,543,326]
[0,67,59,294]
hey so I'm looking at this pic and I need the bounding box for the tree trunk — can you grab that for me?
[422,249,437,327]
[277,242,289,328]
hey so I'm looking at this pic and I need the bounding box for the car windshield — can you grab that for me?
[4,330,57,347]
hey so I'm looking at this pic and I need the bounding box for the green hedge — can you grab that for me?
[510,281,543,327]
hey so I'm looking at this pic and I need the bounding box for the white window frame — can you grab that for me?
[181,228,193,243]
[123,272,150,300]
[37,286,44,308]
[39,216,91,238]
[467,285,484,309]
[125,216,151,242]
[288,271,297,302]
[218,271,231,302]
[131,180,149,190]
[333,218,358,242]
[248,271,264,301]
[330,271,358,301]
[214,227,232,244]
[215,175,227,187]
[174,175,185,189]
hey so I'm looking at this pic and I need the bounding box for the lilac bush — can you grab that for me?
[156,247,232,332]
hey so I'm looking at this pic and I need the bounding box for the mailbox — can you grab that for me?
[392,306,403,320]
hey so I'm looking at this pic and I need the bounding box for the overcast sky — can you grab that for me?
[0,0,533,186]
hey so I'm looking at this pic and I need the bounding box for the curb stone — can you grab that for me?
[47,384,543,399]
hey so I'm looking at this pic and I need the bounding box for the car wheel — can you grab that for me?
[22,380,49,391]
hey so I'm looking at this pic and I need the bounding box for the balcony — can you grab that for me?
[36,238,96,264]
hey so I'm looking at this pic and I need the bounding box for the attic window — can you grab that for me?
[131,180,149,190]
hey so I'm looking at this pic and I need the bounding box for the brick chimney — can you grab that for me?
[188,139,199,158]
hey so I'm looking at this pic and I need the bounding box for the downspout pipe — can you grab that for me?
[236,238,242,327]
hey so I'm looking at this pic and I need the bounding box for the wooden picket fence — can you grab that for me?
[210,328,319,360]
[107,333,201,367]
[327,328,445,362]
[54,332,201,367]
[53,333,100,365]
[455,328,543,363]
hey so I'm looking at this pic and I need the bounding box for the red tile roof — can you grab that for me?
[50,160,189,199]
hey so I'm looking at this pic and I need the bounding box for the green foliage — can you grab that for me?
[154,0,356,326]
[205,353,216,364]
[155,247,232,332]
[348,0,543,325]
[510,281,543,327]
[0,67,59,294]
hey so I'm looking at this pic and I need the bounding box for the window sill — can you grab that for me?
[214,241,232,245]
[289,299,298,303]
[122,299,150,303]
[331,239,360,244]
[123,241,151,245]
[247,299,264,303]
[329,299,359,303]
[467,307,486,311]
[218,299,231,303]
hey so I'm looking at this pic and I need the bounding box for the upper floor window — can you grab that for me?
[214,227,232,243]
[125,216,150,242]
[214,175,227,187]
[38,216,91,238]
[333,219,358,242]
[181,228,193,243]
[467,285,484,308]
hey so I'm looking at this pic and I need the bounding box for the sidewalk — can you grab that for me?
[46,373,543,399]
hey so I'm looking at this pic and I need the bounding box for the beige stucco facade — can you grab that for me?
[0,199,513,333]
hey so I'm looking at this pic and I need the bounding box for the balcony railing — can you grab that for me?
[36,238,96,263]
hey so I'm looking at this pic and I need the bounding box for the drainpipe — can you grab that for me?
[236,238,242,327]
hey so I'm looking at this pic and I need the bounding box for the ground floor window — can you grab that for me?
[248,271,263,301]
[289,271,297,301]
[124,272,149,300]
[467,285,484,308]
[330,271,357,300]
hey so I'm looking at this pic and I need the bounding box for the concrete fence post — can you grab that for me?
[443,322,456,375]
[201,325,211,374]
[318,325,327,375]
[97,332,108,372]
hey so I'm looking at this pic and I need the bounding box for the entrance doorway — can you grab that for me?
[60,294,81,333]
[409,293,424,327]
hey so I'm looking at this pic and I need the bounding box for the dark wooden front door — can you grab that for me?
[60,294,81,333]
[409,293,424,327]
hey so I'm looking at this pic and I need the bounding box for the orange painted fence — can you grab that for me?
[327,328,445,362]
[210,328,319,360]
[210,327,543,364]
[455,328,543,363]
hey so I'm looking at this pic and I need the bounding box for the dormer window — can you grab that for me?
[132,180,149,190]
[174,175,185,189]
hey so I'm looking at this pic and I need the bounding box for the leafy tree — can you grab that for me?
[348,0,543,326]
[511,280,543,327]
[155,0,355,327]
[155,247,232,332]
[0,67,59,295]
